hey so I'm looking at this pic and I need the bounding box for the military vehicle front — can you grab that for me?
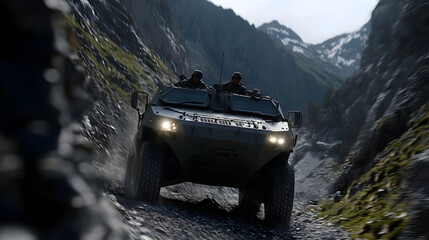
[125,85,302,229]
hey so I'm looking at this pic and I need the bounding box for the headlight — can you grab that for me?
[161,120,177,131]
[268,136,285,145]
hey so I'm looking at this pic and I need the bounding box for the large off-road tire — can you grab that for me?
[124,144,138,197]
[238,189,261,215]
[135,140,164,203]
[264,156,295,229]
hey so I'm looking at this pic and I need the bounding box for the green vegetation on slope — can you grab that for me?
[65,14,173,103]
[318,105,429,239]
[291,52,342,90]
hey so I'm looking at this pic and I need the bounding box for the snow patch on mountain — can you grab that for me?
[293,46,305,54]
[258,20,371,80]
[317,30,369,68]
[266,26,290,36]
[281,38,308,49]
[337,56,356,67]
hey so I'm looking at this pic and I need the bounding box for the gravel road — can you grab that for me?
[102,145,351,240]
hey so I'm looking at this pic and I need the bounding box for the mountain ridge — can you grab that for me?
[259,20,371,80]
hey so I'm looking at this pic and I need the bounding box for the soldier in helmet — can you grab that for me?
[175,70,208,89]
[221,72,247,95]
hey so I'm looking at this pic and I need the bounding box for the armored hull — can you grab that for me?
[125,86,302,229]
[145,105,295,187]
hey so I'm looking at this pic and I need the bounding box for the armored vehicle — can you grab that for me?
[125,85,302,228]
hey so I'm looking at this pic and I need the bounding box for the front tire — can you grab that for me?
[264,156,295,229]
[136,140,164,203]
[238,189,261,215]
[124,144,138,197]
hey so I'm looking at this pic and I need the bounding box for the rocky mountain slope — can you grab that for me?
[64,0,180,188]
[259,21,371,81]
[310,23,371,80]
[123,0,342,112]
[258,21,312,59]
[311,0,429,238]
[121,0,189,75]
[1,0,128,238]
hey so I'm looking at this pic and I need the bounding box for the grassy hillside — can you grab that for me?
[65,14,174,103]
[291,51,341,90]
[317,105,429,239]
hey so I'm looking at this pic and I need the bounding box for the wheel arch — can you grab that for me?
[241,150,292,203]
[139,126,184,186]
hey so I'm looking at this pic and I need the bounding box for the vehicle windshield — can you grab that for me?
[157,87,284,119]
[228,95,284,119]
[159,87,210,108]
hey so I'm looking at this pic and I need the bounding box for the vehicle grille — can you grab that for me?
[189,116,263,129]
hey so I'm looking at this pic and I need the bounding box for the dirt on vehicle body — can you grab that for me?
[125,86,302,229]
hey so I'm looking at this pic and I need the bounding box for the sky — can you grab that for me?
[207,0,379,44]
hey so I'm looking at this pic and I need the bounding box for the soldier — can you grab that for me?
[221,72,247,95]
[175,70,208,89]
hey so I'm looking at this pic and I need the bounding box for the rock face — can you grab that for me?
[65,0,178,187]
[0,0,181,237]
[317,0,429,188]
[259,20,371,81]
[0,0,126,238]
[402,149,429,239]
[121,0,189,74]
[310,22,371,80]
[258,20,308,56]
[314,0,429,237]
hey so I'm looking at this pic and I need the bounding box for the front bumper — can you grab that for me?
[154,119,294,187]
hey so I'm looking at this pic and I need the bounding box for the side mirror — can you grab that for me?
[131,90,138,109]
[130,90,149,114]
[287,111,302,128]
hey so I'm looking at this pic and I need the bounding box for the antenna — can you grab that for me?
[219,51,224,85]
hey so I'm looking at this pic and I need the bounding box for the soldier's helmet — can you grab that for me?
[231,72,242,80]
[191,70,203,78]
